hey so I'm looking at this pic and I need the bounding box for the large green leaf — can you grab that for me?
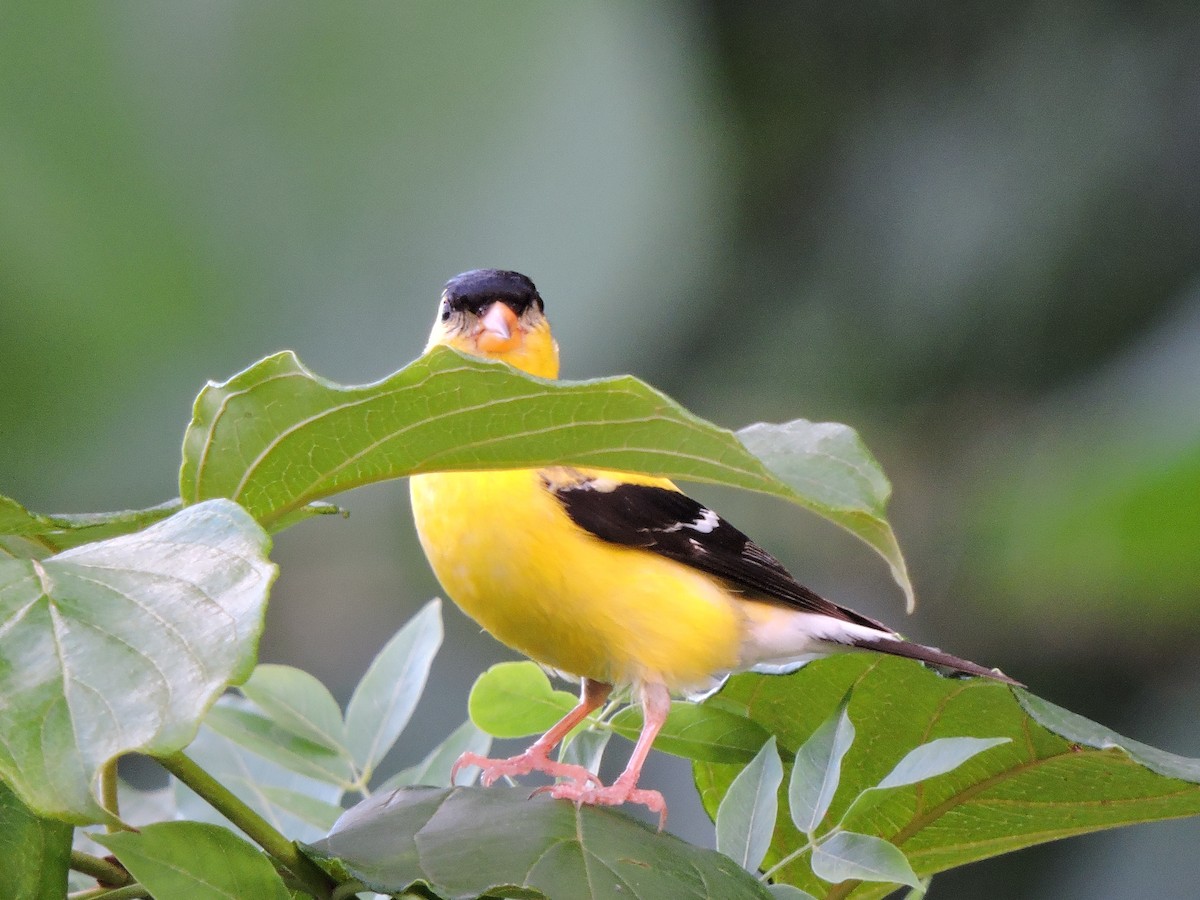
[0,499,276,822]
[303,785,771,900]
[94,821,291,900]
[695,656,1200,898]
[180,346,912,604]
[0,494,180,560]
[0,780,71,899]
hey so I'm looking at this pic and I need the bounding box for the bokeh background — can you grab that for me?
[4,3,1200,896]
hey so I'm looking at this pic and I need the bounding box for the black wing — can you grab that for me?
[548,475,888,631]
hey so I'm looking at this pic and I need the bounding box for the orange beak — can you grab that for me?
[475,301,521,354]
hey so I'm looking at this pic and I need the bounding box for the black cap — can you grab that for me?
[442,269,544,316]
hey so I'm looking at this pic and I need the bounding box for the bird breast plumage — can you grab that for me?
[410,468,744,691]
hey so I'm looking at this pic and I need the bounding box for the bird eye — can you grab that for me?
[439,300,452,322]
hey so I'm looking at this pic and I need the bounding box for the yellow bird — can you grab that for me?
[410,269,1016,824]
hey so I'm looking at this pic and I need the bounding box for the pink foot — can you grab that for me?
[451,750,602,789]
[539,779,668,830]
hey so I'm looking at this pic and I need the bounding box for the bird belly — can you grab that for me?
[410,469,743,691]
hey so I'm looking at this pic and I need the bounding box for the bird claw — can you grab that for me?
[544,780,668,831]
[451,749,603,788]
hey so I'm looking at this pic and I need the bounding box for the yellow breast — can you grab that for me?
[409,468,743,691]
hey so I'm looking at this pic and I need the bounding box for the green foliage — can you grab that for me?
[3,348,1200,898]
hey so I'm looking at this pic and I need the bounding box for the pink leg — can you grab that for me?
[545,681,671,829]
[452,678,612,788]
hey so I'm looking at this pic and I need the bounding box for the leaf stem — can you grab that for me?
[99,759,121,831]
[70,849,131,886]
[759,834,820,882]
[158,751,337,899]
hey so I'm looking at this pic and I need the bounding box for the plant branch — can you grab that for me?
[68,885,150,900]
[70,849,132,887]
[158,751,337,899]
[99,759,121,831]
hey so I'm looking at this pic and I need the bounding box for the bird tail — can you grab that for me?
[850,634,1023,686]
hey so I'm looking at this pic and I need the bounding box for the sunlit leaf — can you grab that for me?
[180,346,911,601]
[611,700,771,764]
[696,655,1200,898]
[468,661,579,739]
[0,499,275,821]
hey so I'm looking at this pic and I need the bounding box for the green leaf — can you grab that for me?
[469,661,579,739]
[94,821,291,900]
[0,499,276,822]
[767,886,818,900]
[179,346,912,601]
[238,663,349,757]
[610,701,772,764]
[695,655,1200,898]
[716,736,783,873]
[303,785,772,900]
[788,701,854,835]
[205,702,354,787]
[173,721,344,844]
[344,598,443,777]
[875,737,1011,790]
[810,831,920,889]
[560,729,612,777]
[0,779,71,899]
[0,494,180,560]
[383,719,493,790]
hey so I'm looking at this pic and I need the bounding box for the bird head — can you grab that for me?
[425,269,560,379]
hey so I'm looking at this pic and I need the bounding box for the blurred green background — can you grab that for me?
[3,3,1199,896]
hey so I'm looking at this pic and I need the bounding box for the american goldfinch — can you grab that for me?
[410,269,1016,824]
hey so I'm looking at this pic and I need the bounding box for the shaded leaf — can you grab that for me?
[180,346,911,600]
[610,701,772,764]
[344,598,443,777]
[0,494,180,560]
[560,729,612,777]
[469,662,579,739]
[811,831,919,889]
[384,719,493,790]
[767,886,818,900]
[0,499,275,821]
[716,736,783,873]
[0,779,71,899]
[94,821,290,900]
[205,703,354,787]
[303,785,771,900]
[788,701,854,835]
[238,663,349,755]
[175,719,344,844]
[695,655,1200,898]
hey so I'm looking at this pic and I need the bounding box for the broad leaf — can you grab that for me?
[344,598,443,777]
[0,499,275,821]
[716,736,784,873]
[469,661,579,739]
[810,831,920,889]
[180,346,912,602]
[94,821,291,900]
[238,663,349,756]
[696,655,1200,898]
[788,701,854,835]
[0,494,180,560]
[0,780,71,899]
[303,785,771,900]
[205,703,354,787]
